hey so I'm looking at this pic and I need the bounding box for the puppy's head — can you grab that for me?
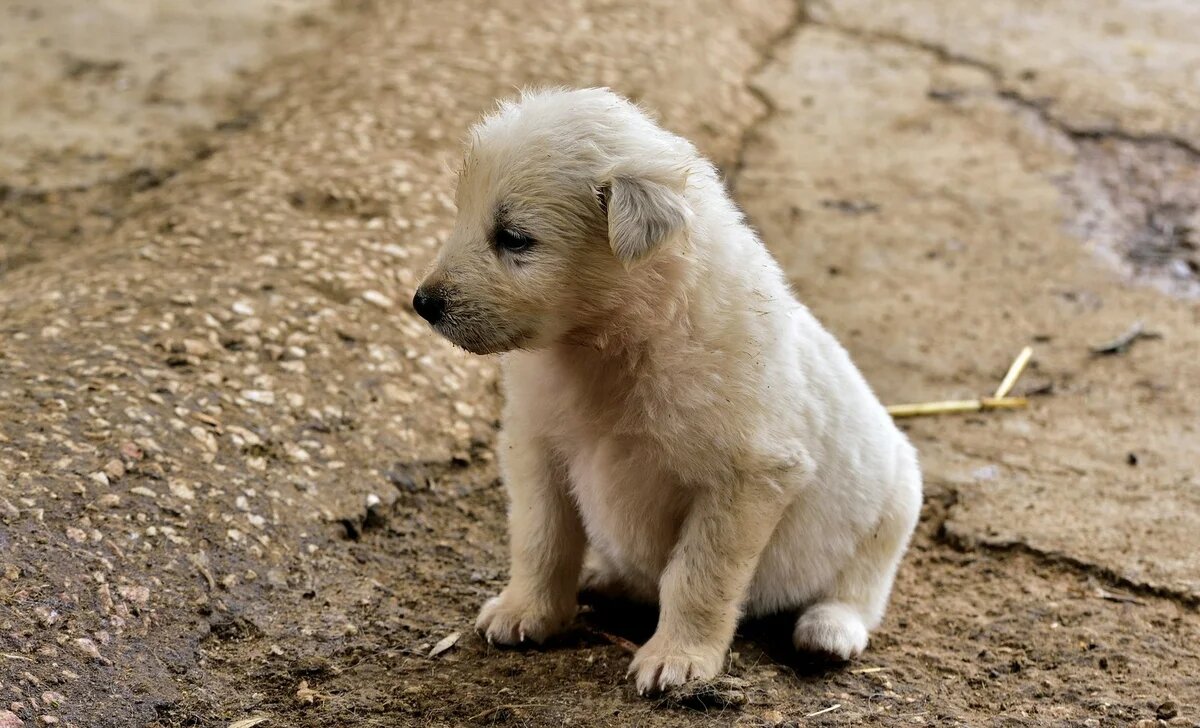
[414,88,697,354]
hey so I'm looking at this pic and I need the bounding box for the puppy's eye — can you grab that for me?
[494,228,534,253]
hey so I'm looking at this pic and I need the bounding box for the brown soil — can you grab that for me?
[1,1,1198,727]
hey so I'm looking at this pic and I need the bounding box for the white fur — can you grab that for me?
[417,88,922,694]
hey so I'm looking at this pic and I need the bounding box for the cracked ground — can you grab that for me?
[2,1,1199,726]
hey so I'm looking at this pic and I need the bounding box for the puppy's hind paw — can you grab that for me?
[475,590,575,646]
[792,602,868,661]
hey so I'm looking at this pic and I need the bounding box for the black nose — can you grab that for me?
[412,288,446,325]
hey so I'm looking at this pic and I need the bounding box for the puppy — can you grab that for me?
[414,88,922,694]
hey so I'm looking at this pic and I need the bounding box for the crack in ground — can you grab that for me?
[726,0,812,193]
[930,485,1200,609]
[739,14,1199,293]
[805,19,1200,159]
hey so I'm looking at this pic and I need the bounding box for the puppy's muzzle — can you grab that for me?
[412,286,446,326]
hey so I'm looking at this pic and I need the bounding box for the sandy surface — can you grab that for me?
[0,0,335,191]
[1,1,1198,726]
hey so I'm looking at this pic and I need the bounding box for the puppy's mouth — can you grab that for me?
[432,315,529,356]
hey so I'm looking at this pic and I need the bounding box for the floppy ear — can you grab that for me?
[602,175,690,264]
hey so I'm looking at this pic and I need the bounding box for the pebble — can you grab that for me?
[241,389,276,405]
[362,290,394,309]
[118,585,151,607]
[39,694,64,709]
[33,606,58,627]
[73,637,102,661]
[169,481,196,501]
[97,494,122,508]
[0,711,20,728]
[103,459,126,480]
[454,402,475,417]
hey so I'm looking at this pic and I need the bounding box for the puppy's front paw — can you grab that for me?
[627,632,725,695]
[475,590,575,646]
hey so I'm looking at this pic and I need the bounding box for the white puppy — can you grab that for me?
[414,88,922,694]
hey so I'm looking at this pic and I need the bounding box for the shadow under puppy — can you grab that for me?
[413,87,922,694]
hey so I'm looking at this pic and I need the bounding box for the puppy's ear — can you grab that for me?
[601,174,690,264]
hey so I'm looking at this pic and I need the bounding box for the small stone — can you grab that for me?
[0,711,21,728]
[181,338,211,357]
[65,527,87,544]
[295,679,320,705]
[1158,702,1180,721]
[266,569,288,589]
[119,441,144,460]
[103,459,126,481]
[168,481,196,501]
[88,472,110,488]
[97,584,113,615]
[190,426,218,453]
[362,290,393,309]
[39,693,64,709]
[454,402,475,417]
[33,606,58,627]
[129,487,158,499]
[241,389,276,405]
[232,300,256,316]
[117,585,150,607]
[73,638,102,661]
[97,494,121,508]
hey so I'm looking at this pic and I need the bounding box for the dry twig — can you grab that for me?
[805,703,842,718]
[887,347,1034,418]
[887,396,1027,418]
[994,346,1034,398]
[1090,321,1160,356]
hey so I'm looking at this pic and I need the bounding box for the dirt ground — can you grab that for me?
[1,1,1198,726]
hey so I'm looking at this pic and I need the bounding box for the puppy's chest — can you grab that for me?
[557,425,691,573]
[553,357,735,477]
